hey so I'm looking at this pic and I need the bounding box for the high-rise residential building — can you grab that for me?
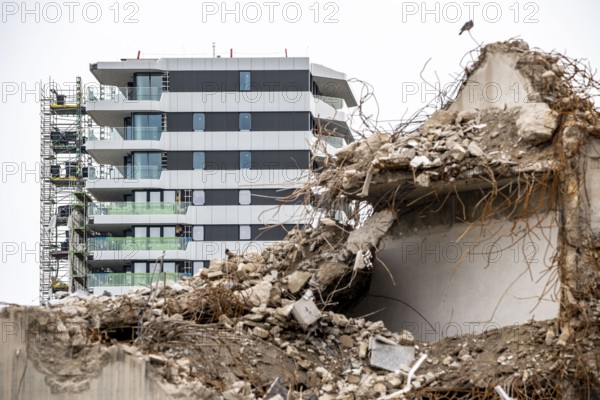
[63,56,357,295]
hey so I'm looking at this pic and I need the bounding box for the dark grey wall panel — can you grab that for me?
[251,189,301,205]
[252,150,309,169]
[204,225,238,241]
[204,190,237,206]
[199,189,303,206]
[252,112,309,131]
[167,112,193,132]
[200,189,301,206]
[251,224,297,241]
[204,113,239,132]
[169,70,309,92]
[205,151,239,170]
[167,151,193,170]
[166,112,310,132]
[165,151,309,170]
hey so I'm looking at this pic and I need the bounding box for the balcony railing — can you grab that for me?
[87,237,191,252]
[87,126,162,141]
[89,165,162,180]
[89,202,190,216]
[315,95,346,110]
[87,272,187,287]
[87,86,162,102]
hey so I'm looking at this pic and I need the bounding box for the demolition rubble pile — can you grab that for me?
[320,40,599,206]
[4,40,600,399]
[5,222,425,399]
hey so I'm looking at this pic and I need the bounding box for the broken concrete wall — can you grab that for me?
[352,213,559,341]
[0,307,206,400]
[585,138,600,234]
[449,43,533,111]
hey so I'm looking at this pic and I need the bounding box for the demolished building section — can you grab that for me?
[3,40,600,399]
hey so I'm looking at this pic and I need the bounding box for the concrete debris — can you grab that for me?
[291,292,322,328]
[4,39,600,399]
[1,222,415,399]
[346,209,396,253]
[516,102,558,144]
[286,271,312,294]
[369,336,416,372]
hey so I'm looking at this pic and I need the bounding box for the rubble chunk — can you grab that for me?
[286,271,312,294]
[467,141,485,157]
[369,336,415,372]
[291,296,321,328]
[516,103,558,144]
[236,281,273,307]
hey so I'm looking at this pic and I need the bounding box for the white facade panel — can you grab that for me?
[86,169,308,190]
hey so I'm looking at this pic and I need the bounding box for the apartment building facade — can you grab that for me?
[83,57,356,295]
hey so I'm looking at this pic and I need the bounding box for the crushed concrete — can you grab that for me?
[3,39,600,399]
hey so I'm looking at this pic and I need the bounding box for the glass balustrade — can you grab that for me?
[314,95,346,110]
[88,165,162,180]
[87,237,191,251]
[88,202,190,216]
[87,126,162,141]
[87,272,185,287]
[87,86,162,101]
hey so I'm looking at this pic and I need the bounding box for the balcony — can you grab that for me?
[89,202,190,216]
[87,86,162,102]
[87,272,188,287]
[87,126,163,141]
[89,165,162,180]
[87,237,191,251]
[315,95,346,110]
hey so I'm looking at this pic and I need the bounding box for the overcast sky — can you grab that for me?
[1,0,598,305]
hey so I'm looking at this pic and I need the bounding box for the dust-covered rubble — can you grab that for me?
[2,223,426,399]
[5,39,600,399]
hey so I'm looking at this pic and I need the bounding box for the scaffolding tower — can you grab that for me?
[39,77,94,304]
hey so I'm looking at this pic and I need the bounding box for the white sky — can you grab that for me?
[1,0,598,305]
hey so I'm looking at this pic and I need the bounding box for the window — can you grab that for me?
[240,225,251,240]
[163,226,176,237]
[134,262,147,273]
[134,73,162,100]
[134,191,147,202]
[132,152,161,179]
[132,113,161,140]
[239,190,251,205]
[193,152,205,170]
[239,113,251,131]
[193,113,205,131]
[193,261,205,275]
[240,71,251,91]
[193,190,205,205]
[193,226,204,241]
[163,191,176,203]
[134,227,147,237]
[163,262,176,273]
[240,151,251,169]
[149,191,161,203]
[149,227,161,238]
